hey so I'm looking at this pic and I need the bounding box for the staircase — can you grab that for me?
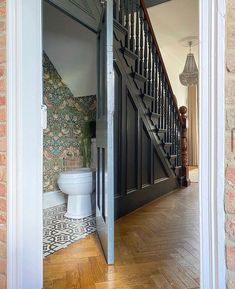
[112,0,189,218]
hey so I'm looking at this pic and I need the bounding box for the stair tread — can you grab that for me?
[113,19,128,34]
[141,93,154,100]
[163,142,172,146]
[150,112,161,118]
[174,165,181,169]
[169,154,177,159]
[157,128,167,133]
[131,71,147,82]
[120,47,138,60]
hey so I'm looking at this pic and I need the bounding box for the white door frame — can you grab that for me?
[6,0,226,288]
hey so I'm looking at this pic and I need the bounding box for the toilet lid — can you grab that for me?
[59,168,94,179]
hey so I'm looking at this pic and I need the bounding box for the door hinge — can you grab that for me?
[41,104,47,130]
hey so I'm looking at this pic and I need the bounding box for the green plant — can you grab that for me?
[79,121,92,168]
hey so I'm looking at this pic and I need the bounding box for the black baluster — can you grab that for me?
[173,107,176,157]
[135,0,140,73]
[155,55,160,118]
[161,73,165,135]
[166,86,169,143]
[139,8,144,75]
[174,114,178,166]
[148,32,152,97]
[113,0,117,19]
[158,61,162,129]
[152,46,156,112]
[144,20,148,93]
[170,93,173,148]
[130,0,135,51]
[169,103,173,155]
[125,0,130,48]
[170,99,174,155]
[178,118,181,166]
[119,0,124,25]
[163,80,167,141]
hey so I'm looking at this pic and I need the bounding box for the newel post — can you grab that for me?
[179,106,190,187]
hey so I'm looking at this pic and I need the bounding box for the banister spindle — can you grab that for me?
[119,0,124,25]
[125,0,130,48]
[171,101,175,156]
[179,106,190,186]
[161,74,165,138]
[139,8,144,75]
[177,117,181,167]
[152,46,156,112]
[155,55,160,116]
[166,87,170,143]
[158,62,162,129]
[130,0,135,52]
[172,106,176,156]
[148,32,152,97]
[143,20,148,94]
[135,0,140,73]
[165,83,169,143]
[113,0,118,20]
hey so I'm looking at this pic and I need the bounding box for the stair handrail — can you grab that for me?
[139,0,181,121]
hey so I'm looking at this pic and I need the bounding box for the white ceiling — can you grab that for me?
[148,0,199,106]
[43,2,97,97]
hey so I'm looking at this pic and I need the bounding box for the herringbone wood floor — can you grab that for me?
[43,184,200,289]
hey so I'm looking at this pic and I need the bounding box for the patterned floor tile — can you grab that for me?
[43,204,96,257]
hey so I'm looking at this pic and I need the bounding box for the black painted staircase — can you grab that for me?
[114,0,182,177]
[112,0,186,218]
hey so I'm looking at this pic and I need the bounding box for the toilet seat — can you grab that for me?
[59,168,94,179]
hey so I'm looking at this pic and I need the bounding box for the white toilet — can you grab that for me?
[58,168,95,219]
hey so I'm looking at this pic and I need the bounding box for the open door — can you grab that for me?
[96,0,114,264]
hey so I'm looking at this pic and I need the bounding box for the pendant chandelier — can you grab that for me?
[179,40,198,86]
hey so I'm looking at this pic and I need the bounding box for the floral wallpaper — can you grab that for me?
[43,52,96,192]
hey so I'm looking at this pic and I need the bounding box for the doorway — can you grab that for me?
[7,0,226,289]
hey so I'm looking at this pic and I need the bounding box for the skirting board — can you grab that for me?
[43,191,67,209]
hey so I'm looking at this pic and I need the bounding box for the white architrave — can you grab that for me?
[199,0,226,288]
[7,0,43,288]
[6,0,226,288]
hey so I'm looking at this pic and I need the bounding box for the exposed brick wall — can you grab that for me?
[226,1,235,288]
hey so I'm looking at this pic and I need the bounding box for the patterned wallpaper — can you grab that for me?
[43,53,96,192]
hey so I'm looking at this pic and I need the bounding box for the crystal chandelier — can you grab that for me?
[179,41,198,86]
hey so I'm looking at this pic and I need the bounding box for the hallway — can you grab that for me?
[43,184,200,289]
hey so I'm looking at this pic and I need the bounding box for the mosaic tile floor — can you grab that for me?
[43,204,96,257]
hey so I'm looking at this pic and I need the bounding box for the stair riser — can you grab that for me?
[113,20,127,44]
[163,145,171,154]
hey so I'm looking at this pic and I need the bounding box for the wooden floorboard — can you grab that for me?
[43,184,200,289]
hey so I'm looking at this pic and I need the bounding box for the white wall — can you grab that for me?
[148,0,199,107]
[43,2,97,97]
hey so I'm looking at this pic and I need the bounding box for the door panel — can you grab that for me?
[142,123,151,186]
[96,0,114,265]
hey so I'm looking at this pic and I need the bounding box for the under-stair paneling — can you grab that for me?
[141,123,151,187]
[153,148,169,181]
[114,44,179,219]
[126,91,138,192]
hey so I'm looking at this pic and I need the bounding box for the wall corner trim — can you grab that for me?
[199,0,226,288]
